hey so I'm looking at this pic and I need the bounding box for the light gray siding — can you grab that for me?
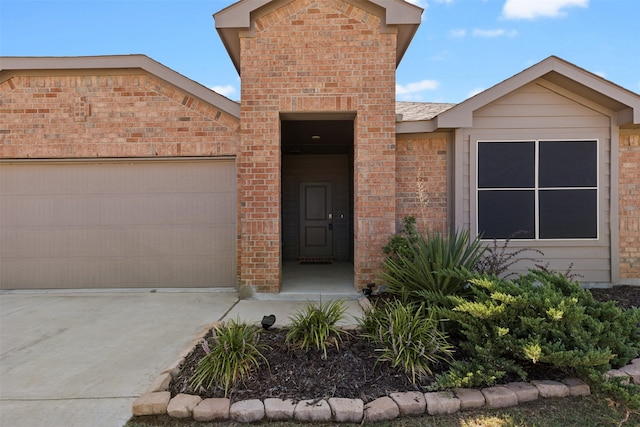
[0,159,236,289]
[458,81,613,282]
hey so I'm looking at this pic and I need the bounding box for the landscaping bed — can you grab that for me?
[168,286,638,404]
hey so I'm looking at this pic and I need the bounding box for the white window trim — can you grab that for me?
[475,139,599,242]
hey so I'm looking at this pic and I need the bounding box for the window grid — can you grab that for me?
[476,139,599,241]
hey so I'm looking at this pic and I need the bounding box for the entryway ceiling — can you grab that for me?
[281,120,354,155]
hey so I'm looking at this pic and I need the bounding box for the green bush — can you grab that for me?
[190,319,267,396]
[592,375,640,411]
[439,269,640,382]
[380,223,485,306]
[285,299,348,359]
[382,216,421,260]
[430,358,524,390]
[359,299,454,384]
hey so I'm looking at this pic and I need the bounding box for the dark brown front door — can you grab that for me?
[299,182,333,257]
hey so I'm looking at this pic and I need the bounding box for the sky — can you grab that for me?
[1,0,638,103]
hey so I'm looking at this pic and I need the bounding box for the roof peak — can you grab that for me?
[214,0,422,75]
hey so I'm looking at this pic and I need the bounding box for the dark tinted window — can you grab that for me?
[478,190,535,239]
[539,189,597,238]
[477,140,597,240]
[539,140,597,187]
[478,142,535,188]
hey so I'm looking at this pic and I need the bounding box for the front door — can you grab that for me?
[299,182,333,258]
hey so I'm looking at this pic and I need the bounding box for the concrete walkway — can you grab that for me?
[0,289,363,427]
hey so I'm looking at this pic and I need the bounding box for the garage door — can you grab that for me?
[0,159,236,289]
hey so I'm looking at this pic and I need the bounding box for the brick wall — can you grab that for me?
[619,130,640,281]
[395,134,449,234]
[0,71,239,158]
[238,0,398,290]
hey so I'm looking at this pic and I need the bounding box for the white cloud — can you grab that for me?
[503,0,588,20]
[472,28,518,38]
[449,28,467,38]
[396,79,440,101]
[406,0,428,6]
[397,79,439,94]
[210,84,236,97]
[468,87,485,98]
[594,71,607,79]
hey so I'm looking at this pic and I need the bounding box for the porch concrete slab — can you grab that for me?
[224,298,364,327]
[0,290,238,427]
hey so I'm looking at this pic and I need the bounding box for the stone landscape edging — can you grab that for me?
[132,297,640,423]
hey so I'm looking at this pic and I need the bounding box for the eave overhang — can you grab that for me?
[0,55,241,119]
[214,0,422,75]
[433,56,640,131]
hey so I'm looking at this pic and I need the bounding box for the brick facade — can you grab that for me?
[619,131,640,280]
[395,134,449,233]
[238,0,397,291]
[2,2,638,291]
[0,71,239,158]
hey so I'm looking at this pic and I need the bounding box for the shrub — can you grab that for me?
[359,299,454,384]
[380,224,486,306]
[430,358,524,390]
[591,374,640,411]
[382,216,421,260]
[285,299,348,359]
[190,319,267,396]
[439,269,640,382]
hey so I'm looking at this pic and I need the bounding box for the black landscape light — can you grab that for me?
[363,283,375,296]
[261,314,276,330]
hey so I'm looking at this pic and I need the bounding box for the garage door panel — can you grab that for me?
[0,160,237,289]
[2,256,236,288]
[2,224,235,259]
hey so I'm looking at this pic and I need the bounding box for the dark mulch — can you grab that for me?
[169,286,639,403]
[171,328,428,403]
[590,285,640,310]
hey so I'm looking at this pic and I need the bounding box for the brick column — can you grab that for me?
[237,81,282,292]
[619,132,640,280]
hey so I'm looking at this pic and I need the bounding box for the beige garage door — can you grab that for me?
[0,159,236,289]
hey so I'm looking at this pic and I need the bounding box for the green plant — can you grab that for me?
[382,216,421,259]
[438,269,640,384]
[190,319,267,396]
[360,299,454,384]
[429,359,519,390]
[588,371,640,411]
[380,226,486,306]
[285,299,347,359]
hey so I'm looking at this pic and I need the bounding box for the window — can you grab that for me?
[477,140,598,240]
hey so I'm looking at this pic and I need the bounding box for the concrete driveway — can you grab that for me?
[0,290,239,427]
[0,289,363,427]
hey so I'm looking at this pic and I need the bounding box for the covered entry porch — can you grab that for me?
[280,116,355,294]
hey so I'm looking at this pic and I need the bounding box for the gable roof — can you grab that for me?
[428,56,640,131]
[0,55,241,119]
[214,0,423,74]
